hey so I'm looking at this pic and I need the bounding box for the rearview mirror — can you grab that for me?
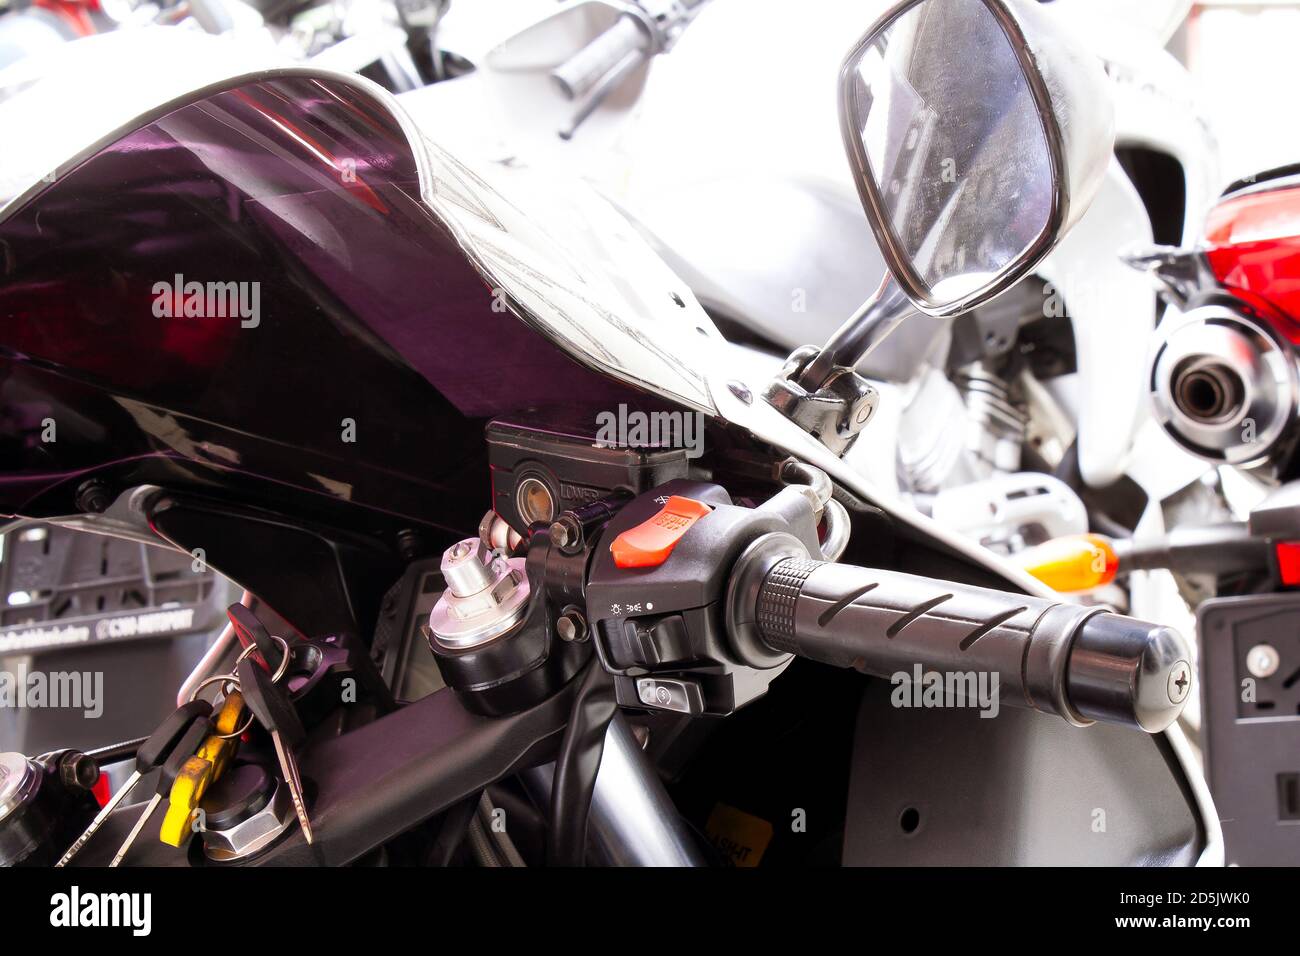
[839,0,1114,317]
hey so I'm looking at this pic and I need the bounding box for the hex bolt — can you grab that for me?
[59,752,100,791]
[550,514,584,554]
[557,611,588,643]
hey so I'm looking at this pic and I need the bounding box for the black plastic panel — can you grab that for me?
[1200,592,1300,865]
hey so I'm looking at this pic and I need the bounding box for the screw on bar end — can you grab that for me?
[1065,613,1192,733]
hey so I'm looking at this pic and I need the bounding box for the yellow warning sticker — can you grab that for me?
[706,803,773,867]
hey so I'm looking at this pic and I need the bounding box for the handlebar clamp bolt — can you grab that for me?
[557,610,588,643]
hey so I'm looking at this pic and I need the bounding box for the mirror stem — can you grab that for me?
[796,275,917,390]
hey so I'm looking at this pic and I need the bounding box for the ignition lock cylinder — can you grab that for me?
[430,538,532,649]
[426,528,591,717]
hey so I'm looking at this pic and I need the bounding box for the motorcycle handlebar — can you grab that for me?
[550,16,651,101]
[754,558,1191,732]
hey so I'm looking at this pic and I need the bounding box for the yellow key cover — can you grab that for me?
[158,755,214,847]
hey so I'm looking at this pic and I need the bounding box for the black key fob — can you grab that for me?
[237,659,305,746]
[135,700,213,772]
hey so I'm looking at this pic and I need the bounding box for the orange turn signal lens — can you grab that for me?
[1016,533,1119,593]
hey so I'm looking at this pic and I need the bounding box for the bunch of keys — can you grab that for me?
[149,683,250,854]
[99,688,242,866]
[56,631,312,866]
[56,699,213,866]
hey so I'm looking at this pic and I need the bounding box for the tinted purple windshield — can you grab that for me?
[0,74,642,524]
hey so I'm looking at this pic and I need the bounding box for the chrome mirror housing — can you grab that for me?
[839,0,1115,317]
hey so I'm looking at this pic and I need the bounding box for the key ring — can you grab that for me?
[234,635,292,684]
[188,672,254,739]
[188,673,239,701]
[185,672,253,739]
[219,635,292,738]
[189,635,292,739]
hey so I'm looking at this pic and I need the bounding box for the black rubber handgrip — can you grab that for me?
[755,559,1191,732]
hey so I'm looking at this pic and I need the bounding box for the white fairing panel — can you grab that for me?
[607,0,892,351]
[1050,0,1192,49]
[0,29,286,203]
[1038,161,1155,489]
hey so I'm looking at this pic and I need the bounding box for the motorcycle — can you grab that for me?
[0,0,456,101]
[0,0,1223,563]
[0,0,1213,867]
[404,0,1221,561]
[1014,160,1300,865]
